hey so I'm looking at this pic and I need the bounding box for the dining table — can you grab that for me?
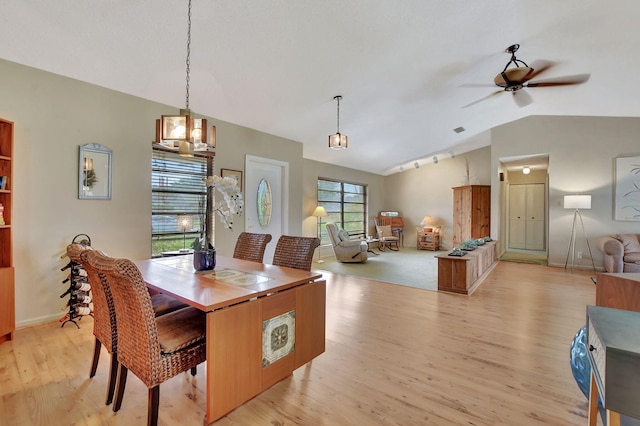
[134,254,326,425]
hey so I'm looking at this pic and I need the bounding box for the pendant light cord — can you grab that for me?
[185,0,192,110]
[335,95,341,133]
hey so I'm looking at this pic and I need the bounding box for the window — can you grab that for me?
[317,178,367,244]
[151,149,212,256]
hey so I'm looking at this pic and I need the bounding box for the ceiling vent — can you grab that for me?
[453,127,465,134]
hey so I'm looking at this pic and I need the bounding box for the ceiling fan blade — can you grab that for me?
[513,89,534,108]
[459,83,496,88]
[526,73,591,87]
[461,90,504,108]
[521,60,556,83]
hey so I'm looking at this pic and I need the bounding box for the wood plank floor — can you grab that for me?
[0,262,601,425]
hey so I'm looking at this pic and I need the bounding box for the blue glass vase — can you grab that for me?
[193,249,216,271]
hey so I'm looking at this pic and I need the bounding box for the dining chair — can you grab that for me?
[68,244,188,407]
[83,250,206,426]
[232,232,273,263]
[272,235,320,271]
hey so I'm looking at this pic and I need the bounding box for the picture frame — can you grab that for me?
[221,168,243,191]
[614,154,640,221]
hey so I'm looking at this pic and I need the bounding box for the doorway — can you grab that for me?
[244,155,289,263]
[500,154,549,263]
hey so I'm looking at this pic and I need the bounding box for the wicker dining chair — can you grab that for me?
[83,250,206,426]
[69,244,188,407]
[272,235,320,271]
[232,232,273,263]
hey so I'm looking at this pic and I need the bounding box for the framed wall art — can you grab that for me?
[221,168,242,191]
[614,155,640,221]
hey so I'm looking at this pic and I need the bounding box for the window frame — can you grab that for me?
[317,178,367,245]
[151,148,213,257]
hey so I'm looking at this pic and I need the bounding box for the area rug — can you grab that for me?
[499,251,548,266]
[313,246,447,291]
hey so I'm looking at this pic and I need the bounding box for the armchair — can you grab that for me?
[326,223,368,263]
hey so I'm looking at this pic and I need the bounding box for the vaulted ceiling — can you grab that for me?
[2,1,640,175]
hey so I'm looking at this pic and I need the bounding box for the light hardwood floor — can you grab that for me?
[0,262,600,425]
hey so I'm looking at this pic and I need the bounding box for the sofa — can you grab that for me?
[600,234,640,273]
[326,223,368,263]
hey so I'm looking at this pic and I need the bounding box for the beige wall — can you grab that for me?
[491,115,640,268]
[384,146,492,249]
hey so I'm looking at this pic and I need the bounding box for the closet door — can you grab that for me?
[525,184,545,250]
[508,185,526,249]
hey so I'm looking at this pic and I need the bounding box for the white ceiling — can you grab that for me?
[2,1,640,175]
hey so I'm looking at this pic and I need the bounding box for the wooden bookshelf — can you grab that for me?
[0,118,14,344]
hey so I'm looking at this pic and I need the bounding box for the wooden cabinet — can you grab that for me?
[0,118,14,345]
[452,185,490,247]
[417,229,440,251]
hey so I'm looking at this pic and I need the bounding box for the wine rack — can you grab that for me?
[60,234,93,328]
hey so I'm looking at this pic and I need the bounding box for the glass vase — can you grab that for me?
[193,248,216,271]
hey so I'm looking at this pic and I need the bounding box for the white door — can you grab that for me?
[244,155,289,263]
[509,184,545,251]
[509,185,527,249]
[525,184,545,250]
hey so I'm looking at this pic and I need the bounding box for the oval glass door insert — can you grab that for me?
[257,178,272,227]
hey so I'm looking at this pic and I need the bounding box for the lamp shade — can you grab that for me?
[177,214,194,232]
[312,206,328,217]
[420,216,433,226]
[564,195,591,210]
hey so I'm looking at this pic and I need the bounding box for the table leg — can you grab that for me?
[607,410,620,426]
[588,372,599,426]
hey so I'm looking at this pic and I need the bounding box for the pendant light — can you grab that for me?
[154,0,215,156]
[328,95,348,150]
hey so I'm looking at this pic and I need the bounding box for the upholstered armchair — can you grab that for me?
[326,223,368,263]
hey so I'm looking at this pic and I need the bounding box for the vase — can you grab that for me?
[193,248,216,271]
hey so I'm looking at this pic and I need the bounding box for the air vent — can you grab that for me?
[453,127,465,134]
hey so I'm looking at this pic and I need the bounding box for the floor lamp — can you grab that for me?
[312,206,328,263]
[563,195,596,275]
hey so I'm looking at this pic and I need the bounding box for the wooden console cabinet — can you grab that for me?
[436,241,498,295]
[0,118,14,345]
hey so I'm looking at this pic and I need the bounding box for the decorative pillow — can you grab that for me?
[624,252,640,263]
[337,229,349,241]
[614,234,640,253]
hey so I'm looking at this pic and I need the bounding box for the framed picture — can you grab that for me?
[221,168,243,191]
[614,155,640,221]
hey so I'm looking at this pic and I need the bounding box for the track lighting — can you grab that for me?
[523,166,531,175]
[399,166,404,173]
[433,156,438,164]
[448,151,455,159]
[414,162,420,169]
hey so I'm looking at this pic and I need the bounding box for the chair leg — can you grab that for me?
[89,338,101,378]
[190,366,197,376]
[148,386,160,426]
[113,363,128,412]
[105,352,119,405]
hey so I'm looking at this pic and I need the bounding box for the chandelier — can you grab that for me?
[154,0,215,156]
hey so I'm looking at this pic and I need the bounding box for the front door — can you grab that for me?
[244,155,289,263]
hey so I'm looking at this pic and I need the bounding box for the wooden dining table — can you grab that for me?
[134,255,326,425]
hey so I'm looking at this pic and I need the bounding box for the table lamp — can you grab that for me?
[177,214,194,252]
[420,216,433,231]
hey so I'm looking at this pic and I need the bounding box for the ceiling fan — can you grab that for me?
[461,44,590,108]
